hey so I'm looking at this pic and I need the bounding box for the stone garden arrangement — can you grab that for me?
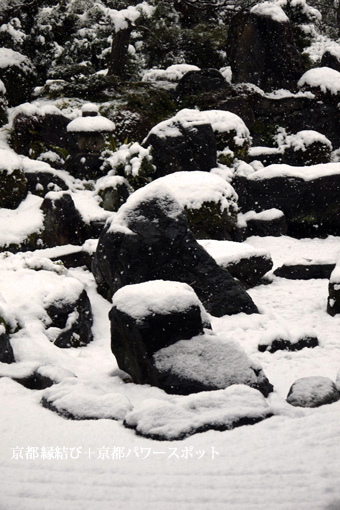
[1,0,340,508]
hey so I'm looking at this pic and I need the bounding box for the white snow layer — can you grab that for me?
[198,239,270,266]
[247,162,340,181]
[298,67,340,95]
[250,2,289,23]
[142,64,200,83]
[112,280,203,322]
[67,116,115,133]
[155,171,238,212]
[0,194,44,248]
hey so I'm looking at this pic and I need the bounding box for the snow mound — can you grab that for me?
[198,239,270,266]
[286,376,340,408]
[250,2,289,23]
[285,130,332,151]
[0,48,32,72]
[123,385,272,440]
[155,171,238,212]
[243,208,285,222]
[112,280,204,323]
[107,180,183,234]
[298,67,340,95]
[142,64,200,83]
[148,109,249,147]
[0,194,44,248]
[154,331,268,392]
[41,378,133,420]
[67,115,115,133]
[247,162,340,181]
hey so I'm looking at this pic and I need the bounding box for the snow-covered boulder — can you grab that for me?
[95,175,131,212]
[258,328,318,353]
[110,280,209,388]
[234,163,340,237]
[0,48,37,106]
[227,6,305,91]
[199,239,273,288]
[298,67,340,99]
[155,171,238,240]
[0,363,76,390]
[176,68,228,96]
[283,130,332,166]
[93,180,258,317]
[243,209,288,237]
[110,281,271,396]
[274,258,335,280]
[286,376,340,407]
[123,385,273,440]
[41,378,133,420]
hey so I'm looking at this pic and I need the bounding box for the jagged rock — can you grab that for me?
[287,376,340,407]
[234,164,340,237]
[41,192,88,247]
[0,49,37,106]
[95,176,131,212]
[320,51,340,73]
[93,181,258,317]
[0,329,15,364]
[45,289,93,348]
[0,167,28,209]
[244,209,288,237]
[110,281,271,396]
[176,68,228,96]
[199,239,273,288]
[227,9,305,91]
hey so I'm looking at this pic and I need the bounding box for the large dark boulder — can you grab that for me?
[142,115,216,178]
[227,9,305,91]
[0,49,37,106]
[234,164,340,237]
[41,192,88,247]
[93,181,258,317]
[110,280,271,396]
[176,68,228,96]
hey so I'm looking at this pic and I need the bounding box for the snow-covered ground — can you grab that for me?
[1,235,340,510]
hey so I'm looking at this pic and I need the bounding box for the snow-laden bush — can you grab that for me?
[100,141,155,190]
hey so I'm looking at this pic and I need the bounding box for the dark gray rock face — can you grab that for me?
[274,263,335,280]
[176,68,227,96]
[227,12,305,91]
[41,192,88,247]
[226,255,273,289]
[142,120,216,178]
[327,280,340,316]
[320,51,340,72]
[93,183,258,317]
[0,330,15,364]
[287,376,340,407]
[258,335,319,353]
[234,169,340,237]
[109,281,271,396]
[245,210,288,238]
[45,289,93,348]
[0,168,28,209]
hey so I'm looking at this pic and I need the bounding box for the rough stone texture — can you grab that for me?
[11,112,76,157]
[110,296,207,388]
[41,192,88,247]
[234,173,340,237]
[177,68,228,96]
[0,329,15,364]
[0,168,28,209]
[0,55,37,106]
[275,263,335,280]
[245,211,288,237]
[142,121,216,178]
[97,179,131,212]
[45,289,93,348]
[320,51,340,73]
[226,254,273,289]
[327,281,340,316]
[258,336,319,353]
[93,186,258,317]
[227,12,305,91]
[287,376,340,407]
[25,170,69,198]
[65,153,107,180]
